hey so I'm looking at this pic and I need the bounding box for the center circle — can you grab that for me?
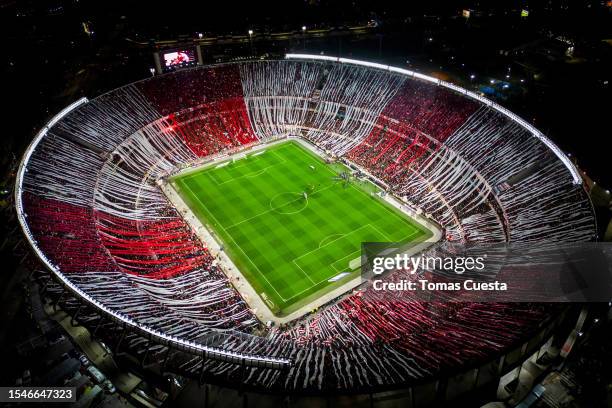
[269,192,308,214]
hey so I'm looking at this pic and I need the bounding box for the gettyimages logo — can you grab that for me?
[361,241,490,278]
[371,253,486,275]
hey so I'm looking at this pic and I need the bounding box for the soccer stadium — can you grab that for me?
[13,51,600,405]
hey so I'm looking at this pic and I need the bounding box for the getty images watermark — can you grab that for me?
[369,252,507,292]
[359,241,612,302]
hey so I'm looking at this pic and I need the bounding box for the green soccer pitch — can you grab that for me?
[171,141,432,317]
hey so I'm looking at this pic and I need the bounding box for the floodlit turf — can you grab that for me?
[172,141,431,316]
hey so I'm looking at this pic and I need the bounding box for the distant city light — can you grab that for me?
[520,79,525,83]
[428,37,433,42]
[302,26,306,31]
[248,30,253,35]
[490,79,495,84]
[470,74,476,79]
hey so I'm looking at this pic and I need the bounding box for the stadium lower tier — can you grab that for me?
[16,57,596,394]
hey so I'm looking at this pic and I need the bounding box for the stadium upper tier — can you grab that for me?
[16,56,596,393]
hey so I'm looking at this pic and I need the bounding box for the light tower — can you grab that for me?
[248,30,254,56]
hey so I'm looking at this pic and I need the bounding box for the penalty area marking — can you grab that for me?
[318,233,344,248]
[206,150,287,186]
[286,224,379,301]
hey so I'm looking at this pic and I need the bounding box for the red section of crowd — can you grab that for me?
[347,81,477,186]
[170,98,258,157]
[382,80,479,142]
[22,193,116,273]
[137,64,245,116]
[95,211,210,280]
[347,118,436,182]
[337,295,546,371]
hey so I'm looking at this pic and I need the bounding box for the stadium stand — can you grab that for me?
[17,58,596,393]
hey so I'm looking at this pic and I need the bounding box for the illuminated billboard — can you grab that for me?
[162,48,196,70]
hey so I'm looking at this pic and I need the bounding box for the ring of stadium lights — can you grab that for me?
[14,97,292,370]
[285,53,582,185]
